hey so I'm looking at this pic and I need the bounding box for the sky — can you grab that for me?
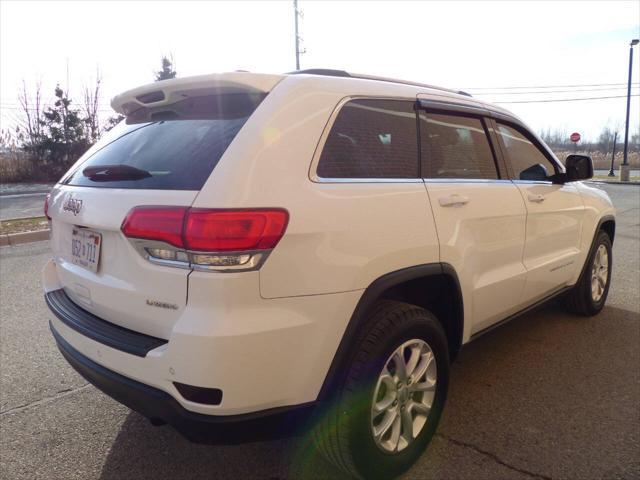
[1,0,639,142]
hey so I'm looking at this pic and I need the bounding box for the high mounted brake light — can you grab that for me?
[121,207,289,271]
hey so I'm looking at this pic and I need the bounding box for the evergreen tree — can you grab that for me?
[38,85,89,167]
[104,114,125,132]
[155,56,177,81]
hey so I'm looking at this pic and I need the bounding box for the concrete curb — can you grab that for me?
[0,229,50,247]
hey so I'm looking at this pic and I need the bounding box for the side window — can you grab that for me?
[496,123,557,181]
[317,99,419,179]
[420,113,498,179]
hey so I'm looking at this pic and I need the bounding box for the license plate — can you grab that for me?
[71,228,101,273]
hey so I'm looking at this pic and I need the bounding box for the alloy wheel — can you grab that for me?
[370,339,437,453]
[591,244,609,302]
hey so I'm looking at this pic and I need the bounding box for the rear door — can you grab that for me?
[419,107,528,335]
[493,121,584,303]
[48,89,267,339]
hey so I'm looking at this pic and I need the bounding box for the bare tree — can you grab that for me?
[540,127,569,149]
[83,70,102,143]
[17,79,44,153]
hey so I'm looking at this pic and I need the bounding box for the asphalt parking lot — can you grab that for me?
[0,185,52,221]
[0,183,638,480]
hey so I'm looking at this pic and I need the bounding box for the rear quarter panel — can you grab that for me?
[192,76,440,298]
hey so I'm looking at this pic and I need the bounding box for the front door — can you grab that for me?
[494,122,584,303]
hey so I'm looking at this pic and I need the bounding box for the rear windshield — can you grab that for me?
[63,93,266,190]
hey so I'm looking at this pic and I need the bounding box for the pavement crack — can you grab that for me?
[437,433,552,480]
[0,383,91,417]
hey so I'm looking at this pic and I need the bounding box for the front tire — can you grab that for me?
[313,301,449,479]
[566,230,612,316]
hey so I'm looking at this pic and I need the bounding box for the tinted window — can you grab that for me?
[496,123,557,181]
[420,113,498,179]
[64,93,265,190]
[317,99,418,179]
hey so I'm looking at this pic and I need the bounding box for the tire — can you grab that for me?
[566,229,612,316]
[312,300,449,479]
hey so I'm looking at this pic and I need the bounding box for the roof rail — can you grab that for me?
[287,69,472,97]
[288,68,352,78]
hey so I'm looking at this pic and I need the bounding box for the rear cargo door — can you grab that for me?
[49,186,196,339]
[48,86,270,339]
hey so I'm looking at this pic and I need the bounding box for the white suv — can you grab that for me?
[43,70,615,479]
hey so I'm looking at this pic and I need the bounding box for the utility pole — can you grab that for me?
[608,131,618,177]
[293,0,306,70]
[294,0,301,70]
[621,39,639,181]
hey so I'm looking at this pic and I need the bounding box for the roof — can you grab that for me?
[288,69,473,97]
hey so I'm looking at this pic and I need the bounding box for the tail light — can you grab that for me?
[120,207,186,248]
[44,194,51,220]
[121,207,288,272]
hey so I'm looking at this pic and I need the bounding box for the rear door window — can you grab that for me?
[419,113,499,180]
[317,99,419,179]
[64,93,266,190]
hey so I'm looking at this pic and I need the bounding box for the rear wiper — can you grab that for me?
[82,164,152,182]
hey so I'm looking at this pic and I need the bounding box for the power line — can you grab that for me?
[5,82,640,106]
[473,86,639,95]
[1,102,113,108]
[3,93,639,110]
[495,94,639,104]
[463,82,639,90]
[0,105,114,113]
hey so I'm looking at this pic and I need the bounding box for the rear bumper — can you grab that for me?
[45,289,167,357]
[50,321,316,443]
[43,257,361,420]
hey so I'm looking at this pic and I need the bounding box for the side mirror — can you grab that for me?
[565,154,593,182]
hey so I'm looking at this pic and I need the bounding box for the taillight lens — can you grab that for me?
[44,194,51,220]
[121,207,288,270]
[185,209,288,251]
[121,206,187,248]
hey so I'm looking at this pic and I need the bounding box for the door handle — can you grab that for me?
[439,194,470,207]
[527,193,545,203]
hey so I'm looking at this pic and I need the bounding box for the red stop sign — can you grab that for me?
[570,132,581,143]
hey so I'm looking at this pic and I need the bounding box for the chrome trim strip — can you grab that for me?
[423,178,513,184]
[146,256,191,270]
[314,178,424,184]
[511,180,554,185]
[126,237,272,273]
[191,250,271,272]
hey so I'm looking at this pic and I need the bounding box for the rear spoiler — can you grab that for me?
[111,72,284,115]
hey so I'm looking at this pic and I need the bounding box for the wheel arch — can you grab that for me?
[316,263,463,403]
[600,217,615,244]
[573,214,616,285]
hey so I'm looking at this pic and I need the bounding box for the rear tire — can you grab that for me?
[566,230,612,316]
[312,300,449,479]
